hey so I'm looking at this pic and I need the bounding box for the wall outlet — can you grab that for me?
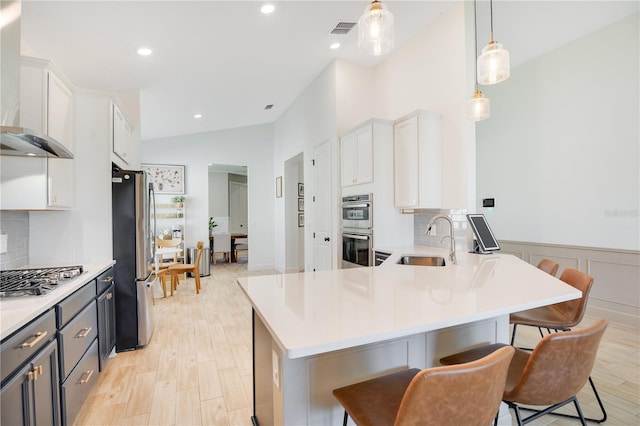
[272,350,280,389]
[0,234,7,254]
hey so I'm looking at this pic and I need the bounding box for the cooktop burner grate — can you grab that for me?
[0,266,84,297]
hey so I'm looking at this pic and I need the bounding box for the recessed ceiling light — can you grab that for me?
[137,47,153,56]
[194,113,203,119]
[330,42,341,50]
[261,4,275,14]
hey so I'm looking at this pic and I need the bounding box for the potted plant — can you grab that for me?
[171,195,185,207]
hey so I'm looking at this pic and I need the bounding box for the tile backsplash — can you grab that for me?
[0,211,29,269]
[413,209,470,252]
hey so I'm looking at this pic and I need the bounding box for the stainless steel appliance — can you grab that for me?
[0,266,84,297]
[341,194,373,230]
[111,167,156,351]
[341,194,373,268]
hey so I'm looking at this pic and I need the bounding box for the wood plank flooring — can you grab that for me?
[74,263,639,425]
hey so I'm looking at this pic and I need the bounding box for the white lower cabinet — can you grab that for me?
[393,110,442,209]
[0,156,73,210]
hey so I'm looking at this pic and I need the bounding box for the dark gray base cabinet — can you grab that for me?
[60,339,99,425]
[97,282,116,371]
[1,339,60,426]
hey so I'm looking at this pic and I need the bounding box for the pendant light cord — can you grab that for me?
[489,0,495,42]
[473,0,479,92]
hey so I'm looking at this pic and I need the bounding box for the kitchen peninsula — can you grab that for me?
[237,247,581,425]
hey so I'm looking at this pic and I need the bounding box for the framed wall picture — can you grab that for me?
[298,213,304,227]
[142,164,185,194]
[298,198,304,212]
[298,183,304,197]
[276,176,283,198]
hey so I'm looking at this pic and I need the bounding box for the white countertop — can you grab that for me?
[237,247,581,359]
[1,261,115,340]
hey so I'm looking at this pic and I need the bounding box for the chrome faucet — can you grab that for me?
[425,214,457,265]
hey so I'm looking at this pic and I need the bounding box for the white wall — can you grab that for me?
[477,13,639,251]
[208,172,229,217]
[141,123,274,271]
[29,89,114,265]
[374,2,474,212]
[273,63,338,272]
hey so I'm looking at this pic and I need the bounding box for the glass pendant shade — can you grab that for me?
[467,90,490,121]
[358,0,394,56]
[477,41,510,85]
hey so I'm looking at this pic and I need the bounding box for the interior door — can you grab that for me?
[229,181,248,233]
[313,140,332,271]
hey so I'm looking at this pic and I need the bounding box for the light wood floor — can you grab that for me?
[74,262,639,425]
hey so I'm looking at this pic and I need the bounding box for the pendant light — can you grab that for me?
[358,0,394,56]
[468,0,490,121]
[477,0,510,85]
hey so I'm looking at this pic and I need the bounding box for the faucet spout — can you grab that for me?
[425,214,457,265]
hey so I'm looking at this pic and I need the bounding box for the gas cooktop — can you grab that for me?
[0,266,84,297]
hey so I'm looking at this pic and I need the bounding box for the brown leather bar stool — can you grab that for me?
[536,258,559,276]
[332,345,514,426]
[508,268,606,422]
[441,319,608,426]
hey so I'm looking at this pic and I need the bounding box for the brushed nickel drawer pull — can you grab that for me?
[78,370,94,384]
[75,327,92,338]
[20,331,48,349]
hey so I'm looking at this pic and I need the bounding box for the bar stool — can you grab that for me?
[332,345,514,426]
[441,319,608,425]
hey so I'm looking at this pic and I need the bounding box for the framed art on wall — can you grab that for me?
[298,198,304,212]
[142,164,185,194]
[298,213,304,227]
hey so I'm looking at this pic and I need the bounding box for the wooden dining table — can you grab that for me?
[209,233,248,263]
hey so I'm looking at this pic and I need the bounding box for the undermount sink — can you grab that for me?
[397,255,446,267]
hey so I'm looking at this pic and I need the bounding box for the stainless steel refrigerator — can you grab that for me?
[111,167,156,351]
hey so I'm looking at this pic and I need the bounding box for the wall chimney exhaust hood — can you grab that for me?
[0,0,73,159]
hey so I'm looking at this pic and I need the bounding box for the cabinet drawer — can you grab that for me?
[58,302,97,380]
[61,339,98,426]
[96,268,114,295]
[1,309,56,383]
[56,280,96,327]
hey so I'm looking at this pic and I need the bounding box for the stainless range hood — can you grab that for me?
[0,0,73,159]
[1,126,73,157]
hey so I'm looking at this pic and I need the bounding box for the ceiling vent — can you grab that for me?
[330,22,357,35]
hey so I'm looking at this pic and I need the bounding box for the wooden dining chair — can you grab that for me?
[166,241,203,295]
[152,237,182,297]
[332,346,515,426]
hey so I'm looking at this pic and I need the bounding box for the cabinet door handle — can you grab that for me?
[27,365,43,382]
[100,276,113,282]
[78,370,94,384]
[106,292,113,300]
[75,327,92,338]
[20,331,48,349]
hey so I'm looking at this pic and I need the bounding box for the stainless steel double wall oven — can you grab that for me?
[341,194,373,268]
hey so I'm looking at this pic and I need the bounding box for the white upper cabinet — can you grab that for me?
[21,57,74,153]
[2,57,75,210]
[111,101,131,165]
[341,122,374,187]
[0,156,73,209]
[393,110,442,210]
